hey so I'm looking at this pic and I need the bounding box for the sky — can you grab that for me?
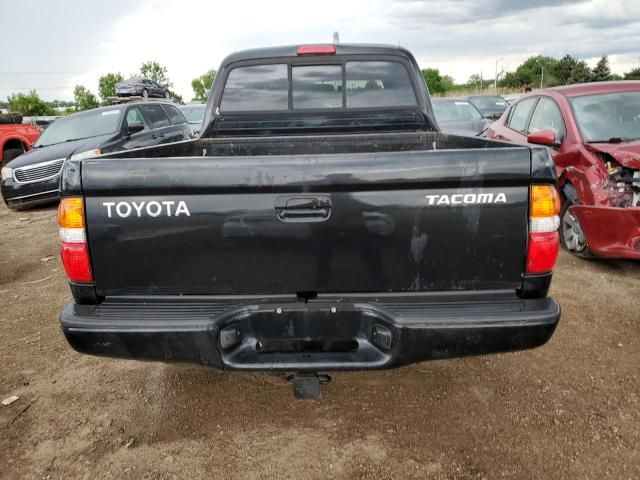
[1,0,639,101]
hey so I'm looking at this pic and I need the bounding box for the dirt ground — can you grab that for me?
[0,201,638,480]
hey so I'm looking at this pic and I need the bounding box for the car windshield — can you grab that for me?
[433,101,483,122]
[34,108,121,147]
[469,96,508,110]
[570,91,640,142]
[179,105,205,123]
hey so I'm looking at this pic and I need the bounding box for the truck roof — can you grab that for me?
[220,43,419,65]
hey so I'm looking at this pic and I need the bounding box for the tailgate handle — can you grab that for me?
[275,196,331,222]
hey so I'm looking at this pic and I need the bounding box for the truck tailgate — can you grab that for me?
[80,147,530,297]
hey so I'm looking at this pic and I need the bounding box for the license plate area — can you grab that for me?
[257,338,359,354]
[218,303,395,371]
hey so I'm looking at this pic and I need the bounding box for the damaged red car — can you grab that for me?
[488,81,640,260]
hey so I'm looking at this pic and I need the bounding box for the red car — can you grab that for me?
[0,116,41,167]
[488,81,640,260]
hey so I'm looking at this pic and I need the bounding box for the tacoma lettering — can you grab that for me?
[425,192,507,206]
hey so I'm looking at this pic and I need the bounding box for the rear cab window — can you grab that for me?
[292,65,342,109]
[346,61,416,108]
[221,64,289,111]
[220,59,418,112]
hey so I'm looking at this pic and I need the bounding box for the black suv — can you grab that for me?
[1,101,190,210]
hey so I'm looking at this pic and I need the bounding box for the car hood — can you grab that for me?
[478,108,505,117]
[437,118,490,137]
[586,142,640,169]
[6,135,110,169]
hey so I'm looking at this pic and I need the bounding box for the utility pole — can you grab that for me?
[494,57,504,88]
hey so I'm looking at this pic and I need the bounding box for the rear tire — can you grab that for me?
[164,90,171,99]
[559,198,593,259]
[2,147,24,167]
[142,89,149,99]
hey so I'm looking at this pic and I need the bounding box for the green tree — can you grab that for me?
[467,73,484,88]
[569,60,592,84]
[440,75,456,91]
[191,69,217,101]
[98,72,124,103]
[140,61,172,87]
[552,55,578,85]
[591,56,612,82]
[497,56,558,88]
[7,90,55,116]
[624,67,640,80]
[422,68,445,94]
[73,85,99,111]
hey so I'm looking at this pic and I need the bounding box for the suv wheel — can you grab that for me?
[142,89,149,99]
[164,90,170,99]
[2,147,24,167]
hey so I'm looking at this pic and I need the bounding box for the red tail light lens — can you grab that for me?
[527,231,560,274]
[297,45,336,56]
[60,242,93,283]
[58,197,93,283]
[526,185,560,274]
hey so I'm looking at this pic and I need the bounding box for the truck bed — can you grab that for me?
[102,130,520,159]
[62,131,543,298]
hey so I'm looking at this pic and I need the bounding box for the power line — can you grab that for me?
[0,71,99,75]
[0,87,73,90]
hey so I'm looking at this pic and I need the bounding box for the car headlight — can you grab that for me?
[70,149,101,161]
[1,166,13,181]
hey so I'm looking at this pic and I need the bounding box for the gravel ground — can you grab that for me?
[1,202,638,480]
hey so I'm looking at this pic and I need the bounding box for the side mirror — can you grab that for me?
[127,123,145,135]
[527,129,559,147]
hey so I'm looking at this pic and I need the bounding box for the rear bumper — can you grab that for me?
[60,294,561,371]
[572,205,640,259]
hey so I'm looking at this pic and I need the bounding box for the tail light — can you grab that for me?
[526,185,561,274]
[297,45,336,56]
[58,197,93,283]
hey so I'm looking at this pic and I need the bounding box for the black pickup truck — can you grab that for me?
[57,44,561,397]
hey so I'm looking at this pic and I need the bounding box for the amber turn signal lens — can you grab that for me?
[530,185,561,218]
[57,197,85,229]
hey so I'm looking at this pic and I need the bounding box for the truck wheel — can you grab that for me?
[142,89,149,99]
[164,90,171,99]
[559,199,593,259]
[1,147,24,167]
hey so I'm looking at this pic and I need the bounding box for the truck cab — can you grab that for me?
[200,44,438,138]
